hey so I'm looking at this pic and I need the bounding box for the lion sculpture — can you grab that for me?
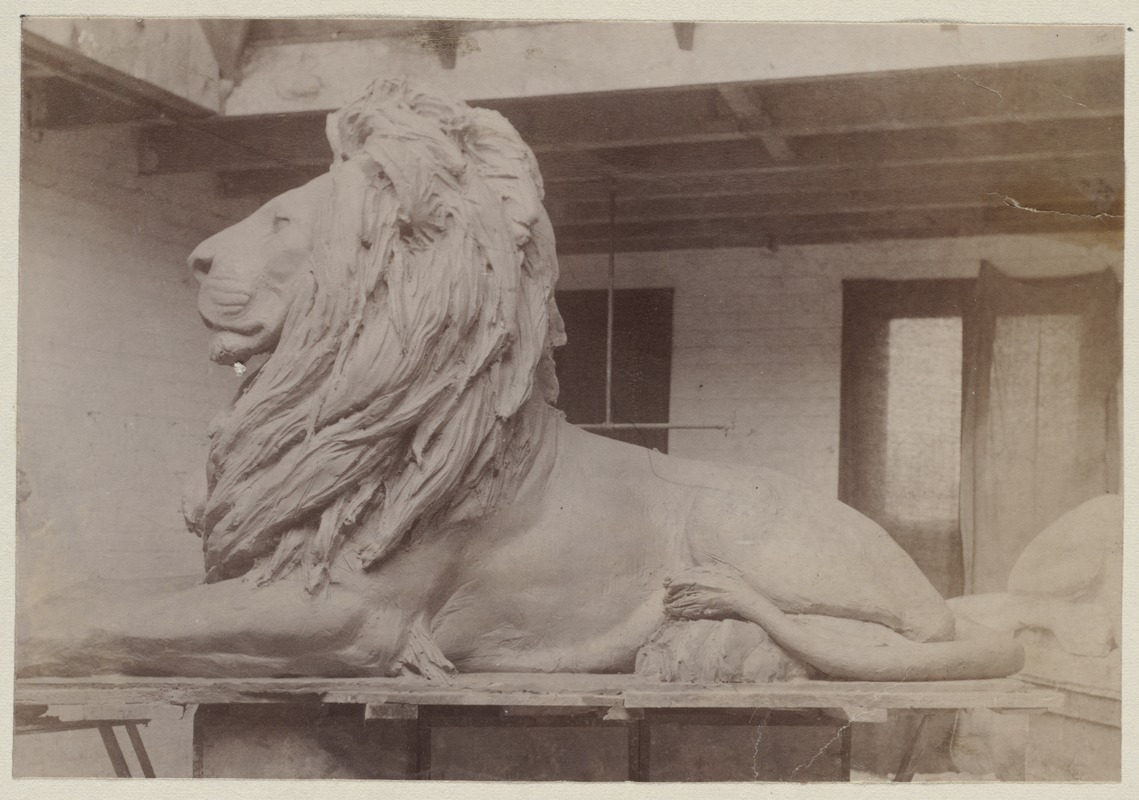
[19,81,1022,683]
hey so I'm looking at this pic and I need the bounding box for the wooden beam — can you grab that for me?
[214,151,1122,210]
[199,20,251,81]
[23,75,156,127]
[22,18,222,113]
[549,185,1122,229]
[672,23,696,51]
[545,150,1123,196]
[554,205,1121,254]
[533,116,1121,184]
[717,85,794,162]
[138,112,331,175]
[423,21,462,70]
[22,31,217,128]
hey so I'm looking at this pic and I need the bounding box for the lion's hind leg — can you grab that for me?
[683,479,956,644]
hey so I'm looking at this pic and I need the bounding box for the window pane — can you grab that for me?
[883,317,962,525]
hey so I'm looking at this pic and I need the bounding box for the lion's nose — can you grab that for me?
[189,255,214,287]
[188,243,214,283]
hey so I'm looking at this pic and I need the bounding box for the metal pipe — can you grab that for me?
[605,187,617,425]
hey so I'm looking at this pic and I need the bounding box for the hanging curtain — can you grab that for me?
[960,262,1120,594]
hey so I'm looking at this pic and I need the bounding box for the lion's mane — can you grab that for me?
[196,81,565,590]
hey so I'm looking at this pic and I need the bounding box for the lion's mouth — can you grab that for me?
[207,327,278,365]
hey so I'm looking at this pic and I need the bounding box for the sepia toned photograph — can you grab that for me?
[11,14,1124,784]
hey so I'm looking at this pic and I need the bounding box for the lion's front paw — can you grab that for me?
[664,564,752,621]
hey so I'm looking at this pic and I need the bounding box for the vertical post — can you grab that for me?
[893,711,932,782]
[97,723,132,778]
[838,718,853,782]
[605,188,617,425]
[416,715,433,779]
[124,722,156,778]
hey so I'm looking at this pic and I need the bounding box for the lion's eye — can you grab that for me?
[272,215,292,233]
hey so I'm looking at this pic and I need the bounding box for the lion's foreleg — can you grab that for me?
[17,573,413,678]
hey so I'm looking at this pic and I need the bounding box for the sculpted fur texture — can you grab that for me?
[190,83,564,591]
[18,82,1023,683]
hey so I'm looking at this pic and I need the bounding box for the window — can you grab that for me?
[839,280,972,598]
[554,288,674,453]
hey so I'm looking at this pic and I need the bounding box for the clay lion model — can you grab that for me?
[19,82,1022,683]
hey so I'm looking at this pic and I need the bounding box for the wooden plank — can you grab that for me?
[14,674,1062,712]
[621,680,1062,710]
[365,703,418,720]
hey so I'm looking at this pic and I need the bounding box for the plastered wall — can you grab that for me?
[17,125,259,594]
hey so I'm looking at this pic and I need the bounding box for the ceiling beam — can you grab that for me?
[554,203,1121,254]
[552,198,1122,242]
[548,185,1121,229]
[672,23,696,51]
[212,150,1122,209]
[717,85,794,162]
[545,150,1122,196]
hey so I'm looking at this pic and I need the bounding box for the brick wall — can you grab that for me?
[558,232,1121,496]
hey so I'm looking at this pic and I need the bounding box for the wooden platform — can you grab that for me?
[15,675,1061,781]
[15,673,1061,713]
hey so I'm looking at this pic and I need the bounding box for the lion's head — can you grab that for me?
[191,173,335,365]
[188,80,566,590]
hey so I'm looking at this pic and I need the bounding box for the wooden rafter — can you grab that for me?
[672,22,696,51]
[717,85,794,162]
